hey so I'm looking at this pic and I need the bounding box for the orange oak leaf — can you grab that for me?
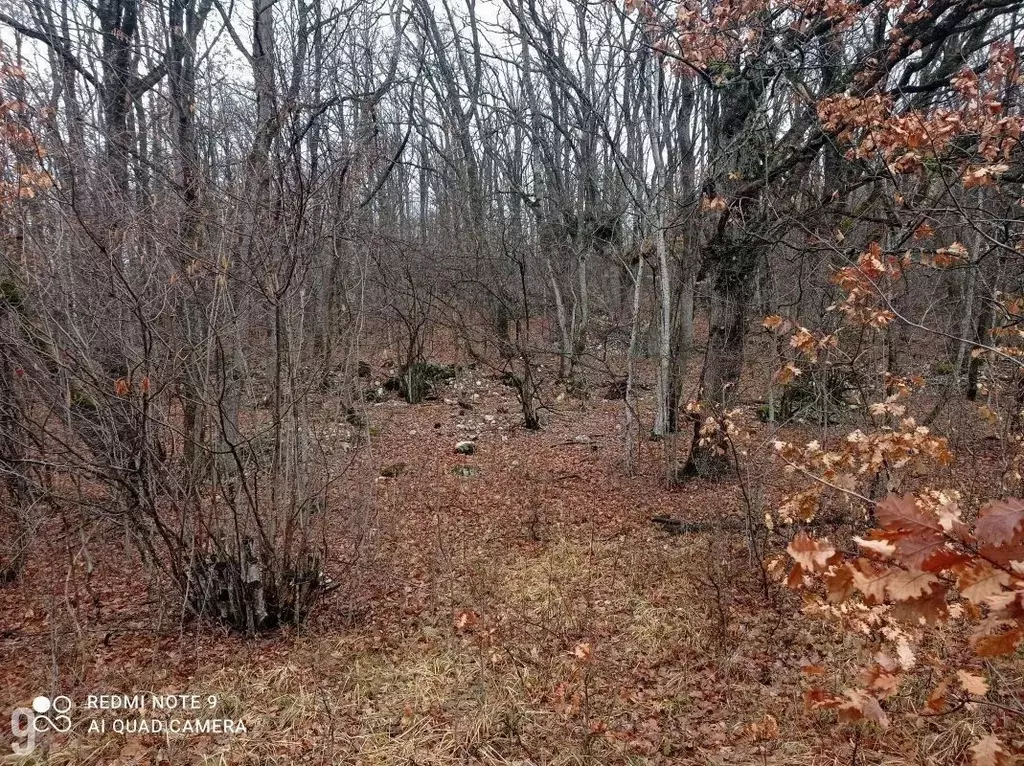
[848,558,890,604]
[889,583,949,625]
[824,561,855,603]
[837,689,889,728]
[885,570,939,601]
[787,534,836,573]
[971,623,1024,657]
[975,498,1024,547]
[956,670,989,696]
[971,735,1011,766]
[876,493,942,535]
[926,678,949,712]
[920,546,971,573]
[957,561,1012,604]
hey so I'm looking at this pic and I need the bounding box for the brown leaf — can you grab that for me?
[926,678,949,712]
[886,570,939,601]
[971,623,1024,657]
[956,670,989,696]
[787,534,836,573]
[893,531,947,570]
[920,546,971,573]
[849,559,890,604]
[979,538,1024,567]
[454,610,479,631]
[877,494,941,535]
[824,560,855,602]
[890,583,949,625]
[854,534,896,557]
[804,687,841,710]
[572,641,593,662]
[971,735,1011,766]
[958,561,1012,604]
[787,562,808,589]
[837,690,889,728]
[976,498,1024,548]
[861,664,902,698]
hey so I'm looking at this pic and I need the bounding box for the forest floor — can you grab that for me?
[0,363,1015,765]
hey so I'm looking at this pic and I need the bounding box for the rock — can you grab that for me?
[380,462,406,478]
[455,441,475,455]
[452,465,478,478]
[357,360,372,378]
[573,435,592,445]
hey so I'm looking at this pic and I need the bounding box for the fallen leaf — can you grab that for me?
[956,670,989,696]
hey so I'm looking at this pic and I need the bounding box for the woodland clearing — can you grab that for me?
[2,355,1019,766]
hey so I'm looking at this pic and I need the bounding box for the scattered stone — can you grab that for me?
[455,441,475,455]
[573,435,592,445]
[357,360,372,378]
[380,462,406,478]
[452,465,478,478]
[483,414,495,424]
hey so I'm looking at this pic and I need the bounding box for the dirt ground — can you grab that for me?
[0,365,1017,765]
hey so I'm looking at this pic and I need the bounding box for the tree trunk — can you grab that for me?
[684,243,756,477]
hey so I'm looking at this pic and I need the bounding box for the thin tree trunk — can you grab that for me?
[624,256,645,474]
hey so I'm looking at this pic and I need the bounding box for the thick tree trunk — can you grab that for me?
[666,269,695,433]
[684,243,756,477]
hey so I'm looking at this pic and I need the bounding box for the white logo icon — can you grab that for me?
[10,695,73,754]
